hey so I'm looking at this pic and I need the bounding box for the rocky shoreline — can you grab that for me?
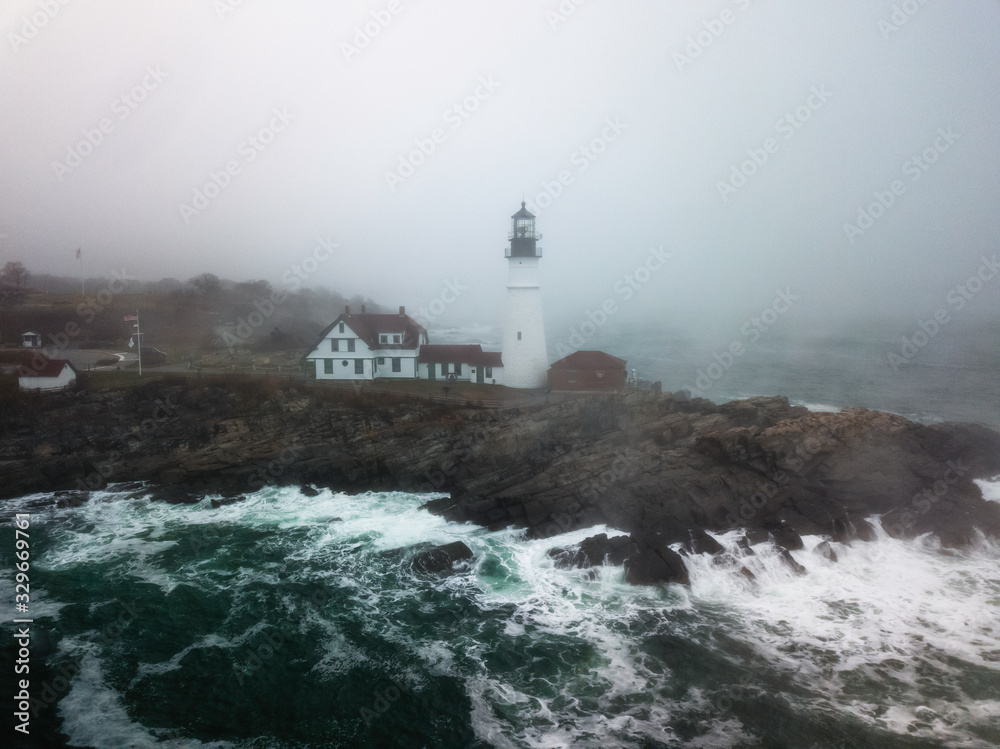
[3,375,1000,585]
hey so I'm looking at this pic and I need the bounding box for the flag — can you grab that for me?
[128,337,135,348]
[123,314,138,322]
[75,247,81,259]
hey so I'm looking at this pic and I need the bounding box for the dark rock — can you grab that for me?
[684,528,725,556]
[624,535,690,586]
[412,541,473,575]
[549,533,635,569]
[52,491,89,508]
[814,540,838,562]
[5,378,1000,559]
[300,484,320,497]
[745,528,770,546]
[739,566,757,582]
[736,535,756,556]
[211,495,247,508]
[769,524,804,551]
[779,549,806,576]
[853,518,877,542]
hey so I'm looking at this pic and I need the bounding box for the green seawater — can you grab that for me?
[2,486,999,748]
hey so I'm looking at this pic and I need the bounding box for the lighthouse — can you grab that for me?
[502,201,549,389]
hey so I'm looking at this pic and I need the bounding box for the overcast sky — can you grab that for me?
[2,0,999,336]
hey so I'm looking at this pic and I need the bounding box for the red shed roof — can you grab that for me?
[418,344,503,367]
[549,350,626,370]
[18,358,77,378]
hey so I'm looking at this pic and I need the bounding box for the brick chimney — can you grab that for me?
[361,304,366,314]
[399,305,405,316]
[345,305,350,315]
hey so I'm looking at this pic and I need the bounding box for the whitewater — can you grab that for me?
[3,478,998,748]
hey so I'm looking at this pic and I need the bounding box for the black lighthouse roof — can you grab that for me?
[511,201,535,220]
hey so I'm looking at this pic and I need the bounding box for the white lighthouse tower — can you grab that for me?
[502,201,549,389]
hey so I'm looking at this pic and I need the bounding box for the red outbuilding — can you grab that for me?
[548,350,627,391]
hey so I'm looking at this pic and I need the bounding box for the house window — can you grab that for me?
[379,334,389,344]
[324,359,333,374]
[339,323,345,333]
[331,339,339,352]
[347,339,355,352]
[393,334,401,344]
[567,370,577,383]
[392,358,401,372]
[517,332,522,340]
[378,357,385,364]
[485,366,493,378]
[440,363,447,376]
[355,360,364,374]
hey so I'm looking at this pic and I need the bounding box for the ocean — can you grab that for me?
[3,325,1000,748]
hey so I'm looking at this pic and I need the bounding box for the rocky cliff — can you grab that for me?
[3,376,999,583]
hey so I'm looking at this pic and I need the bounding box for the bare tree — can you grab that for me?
[189,272,221,295]
[1,261,29,288]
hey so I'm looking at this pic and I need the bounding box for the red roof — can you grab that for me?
[310,311,427,352]
[549,350,626,370]
[418,344,503,367]
[18,358,76,378]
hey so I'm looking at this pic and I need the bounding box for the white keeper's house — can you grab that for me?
[304,306,428,381]
[304,307,507,385]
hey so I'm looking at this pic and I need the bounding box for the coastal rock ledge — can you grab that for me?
[3,378,999,583]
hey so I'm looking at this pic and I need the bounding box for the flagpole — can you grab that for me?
[136,309,142,377]
[76,248,84,295]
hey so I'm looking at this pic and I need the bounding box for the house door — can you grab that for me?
[428,364,435,380]
[476,367,484,384]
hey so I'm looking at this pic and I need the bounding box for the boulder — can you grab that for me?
[624,535,690,586]
[211,495,247,508]
[814,540,838,562]
[769,524,804,551]
[684,528,725,556]
[779,549,806,576]
[411,541,473,575]
[549,533,636,569]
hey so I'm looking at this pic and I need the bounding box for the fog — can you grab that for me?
[2,0,999,340]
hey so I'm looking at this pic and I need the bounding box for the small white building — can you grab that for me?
[304,306,428,381]
[417,344,504,386]
[18,358,78,391]
[22,332,42,348]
